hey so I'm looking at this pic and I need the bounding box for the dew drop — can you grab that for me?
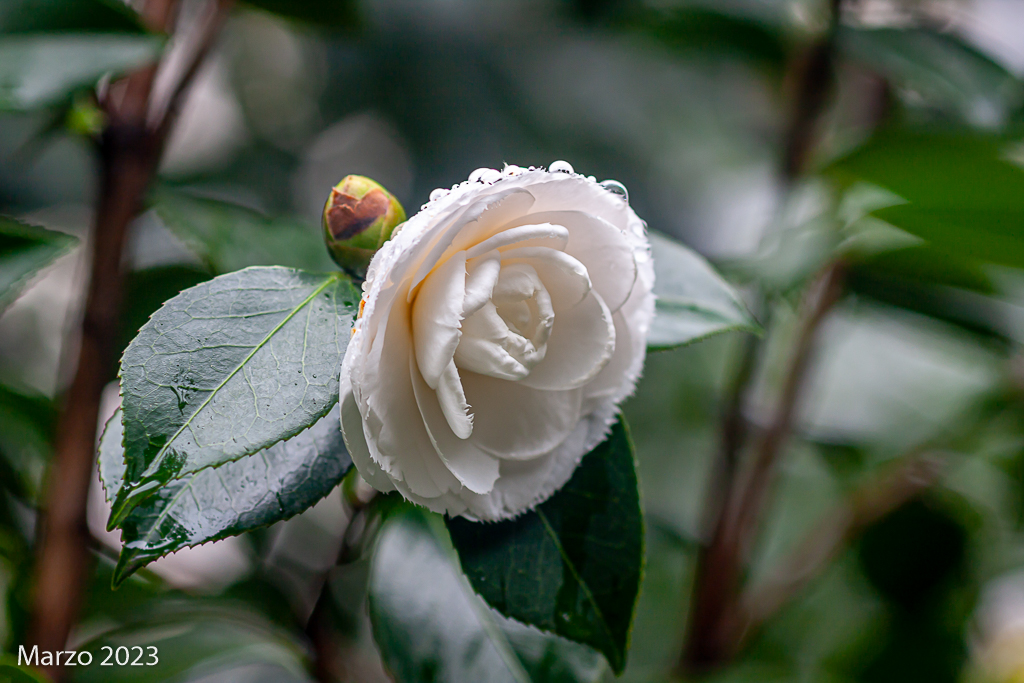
[480,168,501,183]
[469,167,494,182]
[600,179,629,202]
[429,188,448,201]
[549,160,574,174]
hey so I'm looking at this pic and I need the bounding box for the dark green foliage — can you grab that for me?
[110,267,359,525]
[370,506,606,683]
[448,418,643,674]
[837,27,1023,124]
[152,191,338,273]
[0,0,150,34]
[858,498,969,611]
[0,216,76,313]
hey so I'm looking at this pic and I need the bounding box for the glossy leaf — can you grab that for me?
[70,601,314,683]
[116,265,213,377]
[0,216,77,313]
[829,130,1024,269]
[110,267,359,527]
[828,130,1024,210]
[152,190,338,273]
[0,35,162,111]
[369,506,606,683]
[870,205,1024,271]
[99,405,352,584]
[648,230,760,350]
[0,0,149,34]
[836,27,1023,126]
[447,417,643,674]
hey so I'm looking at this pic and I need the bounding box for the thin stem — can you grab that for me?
[25,2,231,678]
[679,2,845,670]
[681,261,846,672]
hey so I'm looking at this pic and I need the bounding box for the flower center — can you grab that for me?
[454,262,554,381]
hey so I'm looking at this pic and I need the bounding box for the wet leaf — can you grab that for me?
[648,230,760,350]
[0,216,76,313]
[447,417,643,674]
[110,267,359,527]
[99,405,352,584]
[370,506,606,683]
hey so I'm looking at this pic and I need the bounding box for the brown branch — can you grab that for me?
[680,261,846,672]
[25,1,232,678]
[735,452,946,637]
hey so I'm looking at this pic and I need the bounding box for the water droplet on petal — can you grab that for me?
[479,168,501,183]
[549,160,574,174]
[503,164,523,175]
[429,188,448,201]
[469,167,494,182]
[600,179,629,202]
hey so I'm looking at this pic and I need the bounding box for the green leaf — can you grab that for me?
[0,0,149,34]
[447,417,643,674]
[870,205,1024,270]
[846,245,1003,339]
[828,129,1024,210]
[0,658,49,683]
[836,27,1023,126]
[828,129,1024,269]
[241,0,359,28]
[0,216,77,313]
[0,384,54,501]
[110,266,359,527]
[623,7,786,72]
[153,190,338,273]
[369,506,606,683]
[116,265,213,378]
[0,35,163,111]
[648,230,760,350]
[69,601,314,683]
[99,405,352,584]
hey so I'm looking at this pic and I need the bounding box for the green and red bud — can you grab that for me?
[322,175,406,278]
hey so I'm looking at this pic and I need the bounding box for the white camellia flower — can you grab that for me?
[339,162,655,521]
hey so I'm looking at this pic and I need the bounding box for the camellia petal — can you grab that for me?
[410,355,501,494]
[517,289,616,392]
[462,371,583,461]
[508,210,638,312]
[464,222,569,259]
[340,164,655,521]
[411,251,467,389]
[361,292,460,498]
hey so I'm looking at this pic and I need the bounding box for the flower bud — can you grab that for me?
[322,175,406,278]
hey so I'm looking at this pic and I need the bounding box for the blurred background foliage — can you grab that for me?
[5,0,1024,681]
